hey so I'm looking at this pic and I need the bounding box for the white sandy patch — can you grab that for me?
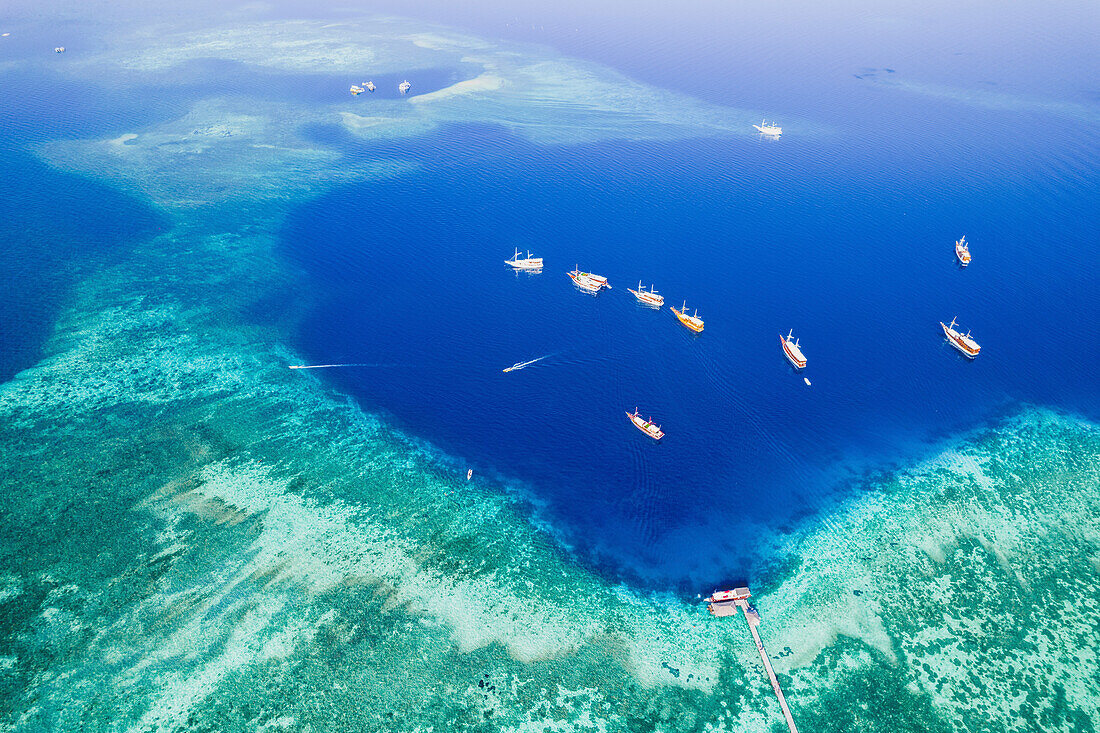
[408,73,505,104]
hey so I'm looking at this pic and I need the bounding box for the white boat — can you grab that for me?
[780,330,806,369]
[627,280,664,307]
[626,408,664,440]
[941,317,980,358]
[568,266,610,293]
[349,85,365,96]
[365,80,376,92]
[399,80,411,94]
[955,235,971,266]
[706,587,750,603]
[753,119,782,136]
[502,355,549,372]
[505,248,543,271]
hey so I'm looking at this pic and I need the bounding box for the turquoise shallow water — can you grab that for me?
[0,3,1098,731]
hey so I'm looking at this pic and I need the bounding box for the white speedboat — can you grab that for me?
[349,85,365,96]
[780,330,806,369]
[568,266,610,293]
[955,235,971,266]
[941,317,980,358]
[365,80,376,92]
[627,281,664,307]
[505,248,543,271]
[753,119,782,136]
[399,80,411,94]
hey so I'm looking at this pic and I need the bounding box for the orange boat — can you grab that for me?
[626,407,664,440]
[670,300,704,333]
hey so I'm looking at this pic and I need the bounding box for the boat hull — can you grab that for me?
[627,288,664,307]
[507,260,544,270]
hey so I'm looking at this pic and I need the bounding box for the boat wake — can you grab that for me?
[502,354,553,373]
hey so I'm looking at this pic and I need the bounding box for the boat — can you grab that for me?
[627,280,664,307]
[626,407,664,440]
[54,46,65,53]
[753,119,781,136]
[670,301,704,332]
[399,80,411,94]
[502,355,549,372]
[941,317,980,358]
[349,85,365,96]
[365,80,376,92]
[706,587,751,604]
[780,330,807,369]
[568,266,610,293]
[505,247,543,271]
[955,235,971,266]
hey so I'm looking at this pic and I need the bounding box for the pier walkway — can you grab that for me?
[707,587,799,733]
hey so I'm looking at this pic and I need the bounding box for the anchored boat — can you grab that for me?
[349,85,365,96]
[941,317,980,358]
[671,301,704,332]
[568,266,610,293]
[505,248,543,271]
[955,235,971,267]
[365,80,376,92]
[706,587,751,604]
[753,119,782,136]
[626,408,664,440]
[780,330,807,369]
[627,280,664,307]
[398,80,411,94]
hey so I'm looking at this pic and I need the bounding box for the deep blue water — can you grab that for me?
[3,0,1099,587]
[278,0,1100,585]
[284,112,1099,583]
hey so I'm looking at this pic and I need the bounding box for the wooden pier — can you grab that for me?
[707,587,799,733]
